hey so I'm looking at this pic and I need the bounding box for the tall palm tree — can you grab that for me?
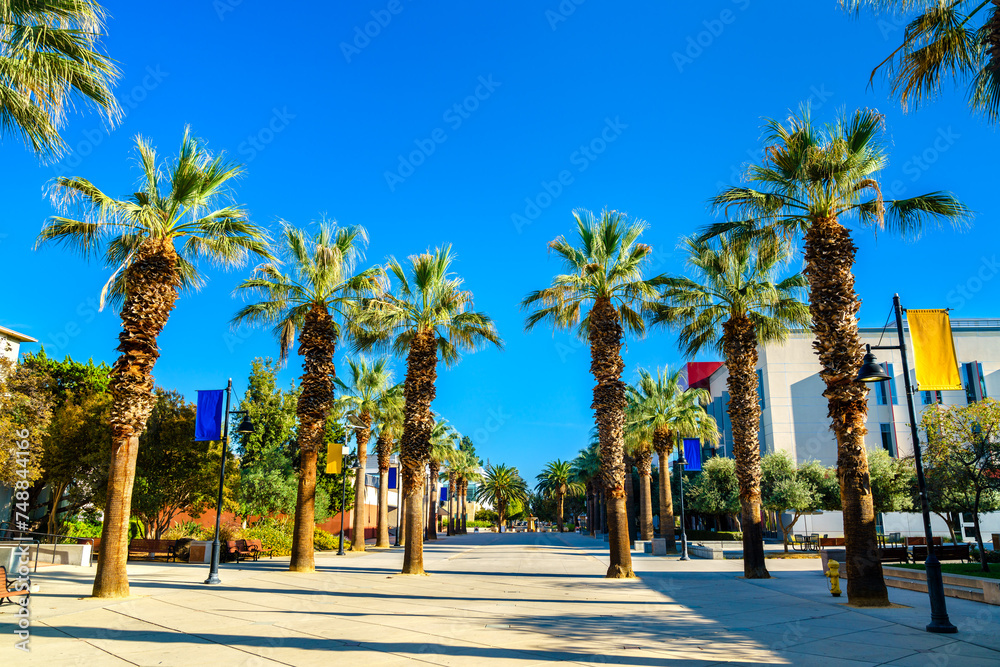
[649,235,809,578]
[480,463,529,530]
[373,383,403,548]
[353,246,502,574]
[1,0,121,157]
[535,460,582,532]
[450,451,481,534]
[623,418,655,542]
[523,209,663,578]
[426,417,459,540]
[627,367,718,550]
[842,0,1000,123]
[571,443,601,536]
[233,223,383,573]
[701,108,967,602]
[334,356,395,552]
[36,129,269,599]
[442,448,467,536]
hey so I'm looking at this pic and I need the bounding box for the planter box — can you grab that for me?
[188,541,213,564]
[651,538,668,556]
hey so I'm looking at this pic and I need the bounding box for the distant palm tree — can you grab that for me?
[335,356,395,552]
[536,460,582,532]
[523,209,663,578]
[842,0,1000,123]
[450,450,481,534]
[427,418,459,540]
[571,443,601,536]
[2,0,121,156]
[480,463,529,530]
[233,223,383,573]
[627,367,718,550]
[353,246,502,574]
[650,235,809,578]
[372,383,403,548]
[37,129,270,599]
[622,419,655,542]
[702,108,967,604]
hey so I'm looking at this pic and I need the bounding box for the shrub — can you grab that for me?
[970,547,1000,563]
[244,517,291,556]
[475,509,498,524]
[163,521,211,541]
[466,520,494,528]
[686,529,742,541]
[313,527,344,551]
[62,519,102,539]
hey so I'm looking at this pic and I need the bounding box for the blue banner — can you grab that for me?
[195,390,225,441]
[683,438,702,471]
[388,467,397,490]
[440,487,448,502]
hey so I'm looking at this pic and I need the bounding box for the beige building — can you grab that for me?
[699,319,1000,539]
[0,324,36,365]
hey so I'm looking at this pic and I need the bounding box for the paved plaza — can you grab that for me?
[2,532,1000,666]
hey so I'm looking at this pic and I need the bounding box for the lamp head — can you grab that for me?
[342,444,351,456]
[235,414,254,434]
[856,345,891,383]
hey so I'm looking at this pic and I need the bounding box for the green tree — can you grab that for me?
[761,453,830,552]
[536,460,582,532]
[687,456,741,529]
[0,358,53,527]
[37,129,271,598]
[480,463,529,529]
[702,108,967,606]
[571,443,601,536]
[842,1,1000,123]
[1,0,121,156]
[372,383,403,548]
[353,245,502,574]
[233,222,380,573]
[426,418,459,540]
[523,209,664,578]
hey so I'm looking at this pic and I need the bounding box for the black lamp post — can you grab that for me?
[391,453,401,547]
[337,443,351,556]
[856,294,956,634]
[676,440,690,562]
[205,379,254,585]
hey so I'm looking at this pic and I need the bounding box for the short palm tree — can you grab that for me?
[480,463,529,530]
[233,222,383,573]
[36,129,270,599]
[622,417,655,542]
[649,235,809,578]
[523,209,663,578]
[627,366,718,550]
[701,108,967,602]
[842,0,1000,123]
[1,0,121,156]
[535,460,582,532]
[334,356,395,552]
[372,383,403,548]
[353,246,502,574]
[442,448,470,535]
[451,450,482,533]
[571,443,601,536]
[426,417,460,540]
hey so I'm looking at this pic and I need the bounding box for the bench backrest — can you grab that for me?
[225,540,238,552]
[819,537,845,547]
[906,536,943,546]
[129,539,174,551]
[880,546,907,555]
[246,539,262,549]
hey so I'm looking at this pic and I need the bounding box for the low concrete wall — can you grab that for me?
[0,543,91,568]
[883,566,1000,605]
[689,544,725,560]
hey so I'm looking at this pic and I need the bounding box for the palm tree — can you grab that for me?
[842,1,1000,123]
[426,418,460,540]
[232,223,383,573]
[627,367,718,550]
[649,235,809,578]
[1,0,121,156]
[353,246,502,574]
[523,209,663,578]
[535,460,582,532]
[571,443,601,536]
[480,463,529,530]
[36,129,269,599]
[334,356,396,552]
[442,448,467,536]
[372,383,403,548]
[701,108,967,602]
[450,451,481,534]
[623,419,655,542]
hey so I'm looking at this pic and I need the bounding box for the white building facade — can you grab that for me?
[698,319,1000,540]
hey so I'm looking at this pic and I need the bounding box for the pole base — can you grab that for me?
[204,574,221,585]
[926,622,958,634]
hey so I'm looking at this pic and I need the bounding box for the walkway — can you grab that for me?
[2,532,1000,665]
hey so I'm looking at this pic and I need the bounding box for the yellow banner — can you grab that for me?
[907,309,962,391]
[326,440,342,474]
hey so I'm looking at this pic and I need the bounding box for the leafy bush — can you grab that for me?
[686,530,742,541]
[466,520,494,528]
[163,521,211,541]
[63,519,102,539]
[313,527,344,551]
[475,509,498,524]
[244,517,290,556]
[970,547,1000,563]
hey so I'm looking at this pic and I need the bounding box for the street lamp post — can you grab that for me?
[338,419,365,556]
[391,453,401,547]
[856,294,956,634]
[676,440,690,562]
[205,379,254,585]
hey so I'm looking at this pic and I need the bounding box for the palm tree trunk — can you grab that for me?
[447,471,456,536]
[351,413,373,552]
[375,433,393,548]
[637,449,654,541]
[93,241,179,598]
[624,453,636,548]
[290,447,318,570]
[400,330,438,574]
[460,480,468,533]
[398,473,407,547]
[804,216,888,606]
[654,433,675,550]
[426,462,440,540]
[723,315,769,579]
[556,490,565,532]
[590,297,634,578]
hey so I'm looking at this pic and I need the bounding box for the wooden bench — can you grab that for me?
[906,536,943,546]
[0,565,30,607]
[911,543,971,563]
[127,539,176,562]
[878,546,910,564]
[87,537,101,560]
[246,539,273,559]
[819,537,845,548]
[235,539,256,562]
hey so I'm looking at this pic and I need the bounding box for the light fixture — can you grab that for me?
[235,414,254,434]
[856,345,891,383]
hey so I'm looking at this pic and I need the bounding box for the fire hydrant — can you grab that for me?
[826,560,841,597]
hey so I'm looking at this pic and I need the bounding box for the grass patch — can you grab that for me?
[890,562,1000,580]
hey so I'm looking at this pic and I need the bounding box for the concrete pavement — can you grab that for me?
[2,531,999,665]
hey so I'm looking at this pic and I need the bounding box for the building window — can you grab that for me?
[875,363,898,405]
[756,369,765,409]
[962,362,987,403]
[879,423,895,457]
[922,390,943,405]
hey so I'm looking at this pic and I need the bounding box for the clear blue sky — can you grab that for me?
[2,1,995,483]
